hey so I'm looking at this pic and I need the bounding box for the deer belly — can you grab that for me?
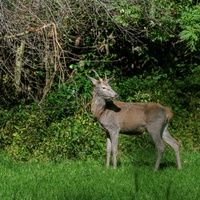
[120,122,146,134]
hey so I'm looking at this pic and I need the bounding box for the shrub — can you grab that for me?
[0,71,199,162]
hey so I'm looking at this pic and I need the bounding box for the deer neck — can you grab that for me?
[91,93,106,119]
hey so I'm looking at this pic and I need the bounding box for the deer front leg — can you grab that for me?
[110,131,119,169]
[106,137,111,167]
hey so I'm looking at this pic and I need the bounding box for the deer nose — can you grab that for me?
[114,93,119,99]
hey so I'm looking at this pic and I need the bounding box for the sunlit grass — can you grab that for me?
[0,152,199,200]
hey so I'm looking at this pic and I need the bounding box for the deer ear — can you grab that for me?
[106,76,114,84]
[86,75,99,85]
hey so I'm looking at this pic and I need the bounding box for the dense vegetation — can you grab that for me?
[0,0,199,161]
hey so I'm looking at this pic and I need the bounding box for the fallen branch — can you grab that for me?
[1,23,54,39]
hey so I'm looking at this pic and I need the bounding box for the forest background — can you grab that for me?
[0,0,199,162]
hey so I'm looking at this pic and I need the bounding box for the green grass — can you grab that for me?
[0,152,199,200]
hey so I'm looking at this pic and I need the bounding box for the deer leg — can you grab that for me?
[162,126,182,169]
[109,131,119,169]
[106,137,111,167]
[150,132,165,171]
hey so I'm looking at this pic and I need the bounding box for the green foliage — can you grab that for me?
[41,114,105,161]
[179,5,200,51]
[0,93,104,161]
[0,68,199,162]
[144,0,177,42]
[42,83,79,119]
[113,1,142,27]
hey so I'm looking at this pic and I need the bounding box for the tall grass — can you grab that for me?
[0,151,199,200]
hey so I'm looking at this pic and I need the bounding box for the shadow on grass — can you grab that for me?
[117,147,178,170]
[159,162,177,169]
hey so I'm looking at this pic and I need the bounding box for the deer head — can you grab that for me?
[87,71,118,100]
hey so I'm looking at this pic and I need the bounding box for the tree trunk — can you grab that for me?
[14,40,25,93]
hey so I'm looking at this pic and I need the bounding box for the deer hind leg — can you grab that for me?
[147,121,165,170]
[162,125,182,169]
[150,132,165,171]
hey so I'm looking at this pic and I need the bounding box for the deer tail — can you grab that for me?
[160,107,173,137]
[165,107,173,123]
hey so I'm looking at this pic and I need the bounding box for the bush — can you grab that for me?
[0,70,199,162]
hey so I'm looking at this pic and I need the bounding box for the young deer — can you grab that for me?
[87,72,182,170]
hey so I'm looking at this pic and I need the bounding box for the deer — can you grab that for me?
[87,71,182,170]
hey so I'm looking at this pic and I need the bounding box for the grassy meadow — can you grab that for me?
[0,151,199,200]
